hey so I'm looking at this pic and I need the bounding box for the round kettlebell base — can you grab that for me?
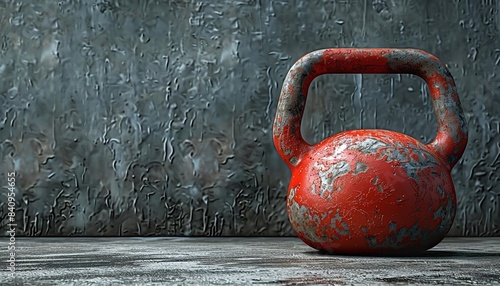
[299,235,444,256]
[286,129,457,256]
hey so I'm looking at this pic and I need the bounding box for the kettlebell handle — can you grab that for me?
[273,48,468,170]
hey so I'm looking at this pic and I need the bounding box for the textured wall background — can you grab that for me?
[0,0,498,236]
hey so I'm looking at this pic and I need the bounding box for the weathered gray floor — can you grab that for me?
[1,237,499,285]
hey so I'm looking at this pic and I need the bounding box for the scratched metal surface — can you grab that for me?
[0,0,498,236]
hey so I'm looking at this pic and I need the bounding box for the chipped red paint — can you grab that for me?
[273,49,468,255]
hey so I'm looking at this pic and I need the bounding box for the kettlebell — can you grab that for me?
[273,48,468,255]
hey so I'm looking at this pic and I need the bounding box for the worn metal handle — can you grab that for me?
[273,48,468,169]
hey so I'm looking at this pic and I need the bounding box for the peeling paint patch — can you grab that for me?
[347,136,442,182]
[366,223,431,250]
[351,138,388,154]
[354,162,369,174]
[379,144,409,163]
[366,236,378,247]
[280,140,292,156]
[437,186,444,196]
[330,211,350,236]
[310,184,317,196]
[294,205,328,243]
[377,184,383,192]
[433,194,455,228]
[288,187,328,243]
[315,161,350,197]
[389,222,396,232]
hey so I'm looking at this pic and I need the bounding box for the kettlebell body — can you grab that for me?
[273,49,468,255]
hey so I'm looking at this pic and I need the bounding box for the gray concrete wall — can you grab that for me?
[0,0,498,236]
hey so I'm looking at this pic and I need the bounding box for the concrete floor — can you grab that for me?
[1,237,499,285]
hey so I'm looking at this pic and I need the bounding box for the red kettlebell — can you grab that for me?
[273,49,468,255]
